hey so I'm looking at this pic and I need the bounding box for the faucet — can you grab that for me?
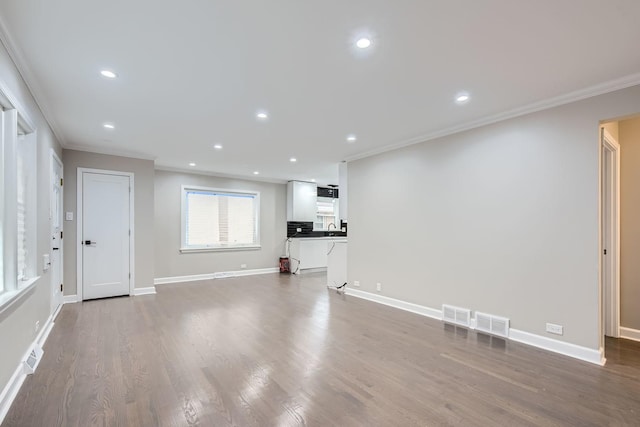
[327,223,336,231]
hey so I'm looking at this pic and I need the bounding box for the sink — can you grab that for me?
[324,231,347,237]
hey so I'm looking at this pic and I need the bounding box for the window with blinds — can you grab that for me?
[181,186,260,250]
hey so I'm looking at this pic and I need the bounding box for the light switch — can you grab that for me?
[65,212,73,221]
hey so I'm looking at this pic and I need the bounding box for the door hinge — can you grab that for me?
[60,283,63,292]
[60,178,63,186]
[129,273,131,279]
[60,231,63,239]
[604,249,607,255]
[129,229,131,236]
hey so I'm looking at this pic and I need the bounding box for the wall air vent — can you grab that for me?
[23,344,43,374]
[475,312,510,338]
[442,304,471,327]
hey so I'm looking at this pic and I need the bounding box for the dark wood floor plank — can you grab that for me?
[3,272,640,426]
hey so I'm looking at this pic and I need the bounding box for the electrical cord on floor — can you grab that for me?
[285,236,300,274]
[327,242,336,256]
[327,282,347,294]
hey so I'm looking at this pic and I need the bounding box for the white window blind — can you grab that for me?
[16,147,27,280]
[183,187,259,250]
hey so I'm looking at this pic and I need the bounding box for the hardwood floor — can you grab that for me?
[3,273,640,426]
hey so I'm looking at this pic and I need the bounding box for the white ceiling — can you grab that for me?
[1,1,640,185]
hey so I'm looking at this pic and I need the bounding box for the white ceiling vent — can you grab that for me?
[23,344,43,375]
[442,304,471,328]
[475,312,510,338]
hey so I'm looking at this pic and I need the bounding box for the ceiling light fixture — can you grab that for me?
[100,70,117,79]
[213,144,223,150]
[347,135,357,142]
[256,112,268,120]
[356,38,371,49]
[289,157,297,163]
[189,162,196,167]
[103,123,115,129]
[455,93,470,104]
[311,179,316,182]
[253,171,260,175]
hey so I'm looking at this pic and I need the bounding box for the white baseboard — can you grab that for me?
[63,294,78,304]
[154,267,279,285]
[0,306,57,425]
[132,286,156,296]
[345,288,443,321]
[620,326,640,342]
[508,329,604,365]
[345,288,603,365]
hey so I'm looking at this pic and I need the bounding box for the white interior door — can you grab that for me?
[81,171,131,300]
[50,152,63,313]
[601,129,620,339]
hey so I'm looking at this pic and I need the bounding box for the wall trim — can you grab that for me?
[508,329,604,366]
[0,305,57,425]
[620,327,640,342]
[154,267,280,285]
[133,286,156,296]
[345,288,443,321]
[345,288,604,365]
[63,294,79,304]
[344,72,640,163]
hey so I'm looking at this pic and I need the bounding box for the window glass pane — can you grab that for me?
[16,150,27,280]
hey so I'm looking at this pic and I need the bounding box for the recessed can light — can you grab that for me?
[311,179,316,182]
[455,93,470,104]
[256,112,268,120]
[347,135,357,142]
[253,171,260,175]
[289,157,297,163]
[100,70,117,79]
[213,144,223,150]
[103,123,115,129]
[189,162,196,167]
[356,38,371,49]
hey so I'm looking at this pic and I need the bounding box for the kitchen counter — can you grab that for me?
[288,237,347,274]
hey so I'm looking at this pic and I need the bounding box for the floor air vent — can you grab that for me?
[475,312,510,338]
[442,304,471,327]
[23,344,43,374]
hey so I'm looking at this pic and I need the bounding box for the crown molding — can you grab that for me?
[63,143,157,161]
[344,73,640,163]
[0,15,67,145]
[154,164,287,184]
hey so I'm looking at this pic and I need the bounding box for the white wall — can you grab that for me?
[348,85,640,350]
[154,169,286,279]
[0,40,62,394]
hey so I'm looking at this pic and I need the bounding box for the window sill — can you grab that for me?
[180,245,262,254]
[0,276,41,316]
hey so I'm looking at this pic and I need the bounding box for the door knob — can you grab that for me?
[84,240,95,245]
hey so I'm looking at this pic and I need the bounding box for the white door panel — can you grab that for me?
[50,153,64,312]
[82,172,130,300]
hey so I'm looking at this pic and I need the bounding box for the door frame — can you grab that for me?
[50,149,64,314]
[76,168,135,301]
[600,128,620,346]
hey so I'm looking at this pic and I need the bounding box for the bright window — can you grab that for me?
[314,197,339,231]
[181,186,260,251]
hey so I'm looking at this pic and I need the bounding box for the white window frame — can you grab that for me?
[180,185,261,253]
[0,82,40,314]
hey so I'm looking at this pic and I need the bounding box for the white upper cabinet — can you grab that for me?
[287,181,317,222]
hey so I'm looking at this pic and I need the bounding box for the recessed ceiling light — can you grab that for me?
[253,171,260,175]
[455,93,470,104]
[311,179,316,182]
[189,162,196,167]
[289,157,297,163]
[213,144,223,150]
[103,123,115,129]
[100,70,117,79]
[347,135,357,142]
[256,112,268,120]
[356,38,371,49]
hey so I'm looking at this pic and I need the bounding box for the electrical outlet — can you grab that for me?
[546,323,563,335]
[296,227,302,233]
[353,280,360,287]
[376,282,382,292]
[35,320,40,332]
[240,264,247,269]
